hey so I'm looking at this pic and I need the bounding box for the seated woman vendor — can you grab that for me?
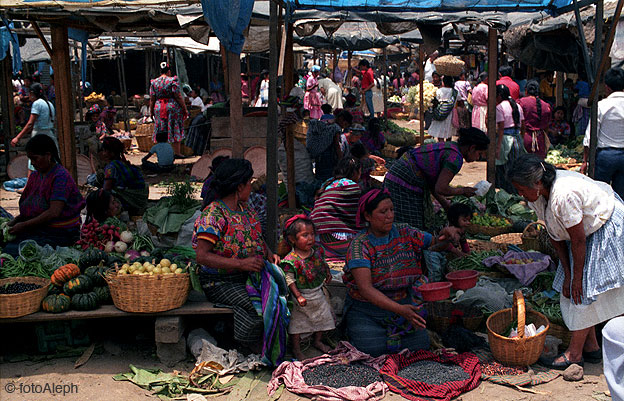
[343,189,460,357]
[100,137,149,216]
[4,135,85,256]
[193,158,280,353]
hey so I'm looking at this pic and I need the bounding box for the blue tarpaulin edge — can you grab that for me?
[200,0,255,54]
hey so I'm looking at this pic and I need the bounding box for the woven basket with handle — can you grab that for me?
[105,270,189,313]
[486,290,550,366]
[0,277,50,318]
[466,215,513,237]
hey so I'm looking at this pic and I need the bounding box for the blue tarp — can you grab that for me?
[200,0,255,54]
[288,0,574,13]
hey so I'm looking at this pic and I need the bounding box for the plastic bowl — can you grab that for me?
[418,282,452,302]
[445,270,479,290]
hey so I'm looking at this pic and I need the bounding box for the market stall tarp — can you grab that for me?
[294,22,400,50]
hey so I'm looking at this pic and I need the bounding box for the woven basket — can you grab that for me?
[490,233,523,247]
[0,277,50,318]
[466,239,507,253]
[466,216,513,237]
[427,300,484,333]
[433,55,466,77]
[135,123,154,137]
[291,121,308,145]
[136,135,155,152]
[105,271,190,313]
[486,290,550,366]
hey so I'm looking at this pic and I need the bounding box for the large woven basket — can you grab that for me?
[433,55,466,77]
[486,290,549,366]
[136,135,155,152]
[105,271,190,313]
[466,215,513,237]
[490,233,523,247]
[135,123,154,137]
[0,277,50,318]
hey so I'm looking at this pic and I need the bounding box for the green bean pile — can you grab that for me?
[448,250,503,272]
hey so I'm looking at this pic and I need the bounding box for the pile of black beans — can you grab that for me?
[0,282,42,295]
[397,360,469,385]
[302,363,381,388]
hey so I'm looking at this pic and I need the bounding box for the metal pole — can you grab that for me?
[266,0,279,250]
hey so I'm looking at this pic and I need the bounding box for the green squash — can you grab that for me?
[78,248,107,270]
[93,286,111,304]
[63,274,93,296]
[47,284,64,295]
[42,294,71,313]
[84,266,109,286]
[71,292,99,311]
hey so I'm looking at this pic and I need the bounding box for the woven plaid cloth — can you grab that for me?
[380,350,481,401]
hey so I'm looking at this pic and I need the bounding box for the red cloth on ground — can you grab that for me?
[379,350,481,401]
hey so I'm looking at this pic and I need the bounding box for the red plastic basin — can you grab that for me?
[445,270,479,290]
[418,282,452,302]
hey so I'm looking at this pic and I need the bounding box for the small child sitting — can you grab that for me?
[446,203,472,257]
[280,215,335,360]
[141,131,175,173]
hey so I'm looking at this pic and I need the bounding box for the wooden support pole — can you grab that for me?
[227,51,243,158]
[31,21,52,58]
[50,24,77,180]
[117,41,130,132]
[221,45,229,95]
[555,72,564,107]
[266,0,280,250]
[347,51,352,86]
[283,24,294,96]
[419,45,425,143]
[486,28,498,186]
[285,126,296,209]
[278,24,287,97]
[588,0,604,178]
[1,55,15,175]
[383,48,388,119]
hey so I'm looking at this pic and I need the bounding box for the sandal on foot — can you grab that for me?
[540,353,584,370]
[582,349,602,363]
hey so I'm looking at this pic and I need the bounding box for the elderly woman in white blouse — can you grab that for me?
[508,154,624,370]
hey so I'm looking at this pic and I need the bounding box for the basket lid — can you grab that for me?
[7,154,28,179]
[190,148,232,181]
[244,146,266,178]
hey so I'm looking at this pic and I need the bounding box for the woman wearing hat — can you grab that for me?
[343,189,459,356]
[304,66,323,120]
[149,62,188,158]
[86,104,110,140]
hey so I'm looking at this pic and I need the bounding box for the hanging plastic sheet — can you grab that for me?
[1,18,22,75]
[200,0,254,54]
[68,28,88,84]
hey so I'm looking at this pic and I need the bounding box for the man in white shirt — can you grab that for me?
[424,50,438,82]
[318,74,343,110]
[582,68,624,198]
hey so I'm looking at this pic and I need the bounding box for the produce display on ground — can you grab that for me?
[302,363,381,388]
[448,250,503,272]
[397,360,470,385]
[471,213,511,228]
[383,120,419,147]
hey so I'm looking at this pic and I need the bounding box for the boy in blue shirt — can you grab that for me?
[142,131,175,173]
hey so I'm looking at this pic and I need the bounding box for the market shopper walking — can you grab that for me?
[428,75,459,142]
[304,65,323,120]
[149,62,188,158]
[495,84,525,194]
[582,68,624,199]
[359,59,375,117]
[518,80,552,159]
[11,83,56,150]
[508,154,624,370]
[383,127,489,229]
[471,72,489,132]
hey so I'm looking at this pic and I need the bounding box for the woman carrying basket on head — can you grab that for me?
[150,62,188,159]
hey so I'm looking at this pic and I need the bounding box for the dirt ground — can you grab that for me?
[0,137,612,401]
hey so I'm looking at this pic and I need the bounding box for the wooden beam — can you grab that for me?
[419,45,425,144]
[588,0,604,178]
[221,45,229,95]
[50,24,77,180]
[285,126,296,209]
[588,0,624,104]
[486,27,498,187]
[1,55,15,176]
[278,24,287,92]
[283,24,294,96]
[266,0,280,250]
[383,47,388,119]
[30,20,53,58]
[555,72,564,107]
[227,51,243,158]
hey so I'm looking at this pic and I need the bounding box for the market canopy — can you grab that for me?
[294,22,402,50]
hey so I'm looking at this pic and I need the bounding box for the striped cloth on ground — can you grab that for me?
[380,350,481,401]
[310,182,361,236]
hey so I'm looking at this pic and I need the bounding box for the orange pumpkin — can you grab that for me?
[50,263,81,286]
